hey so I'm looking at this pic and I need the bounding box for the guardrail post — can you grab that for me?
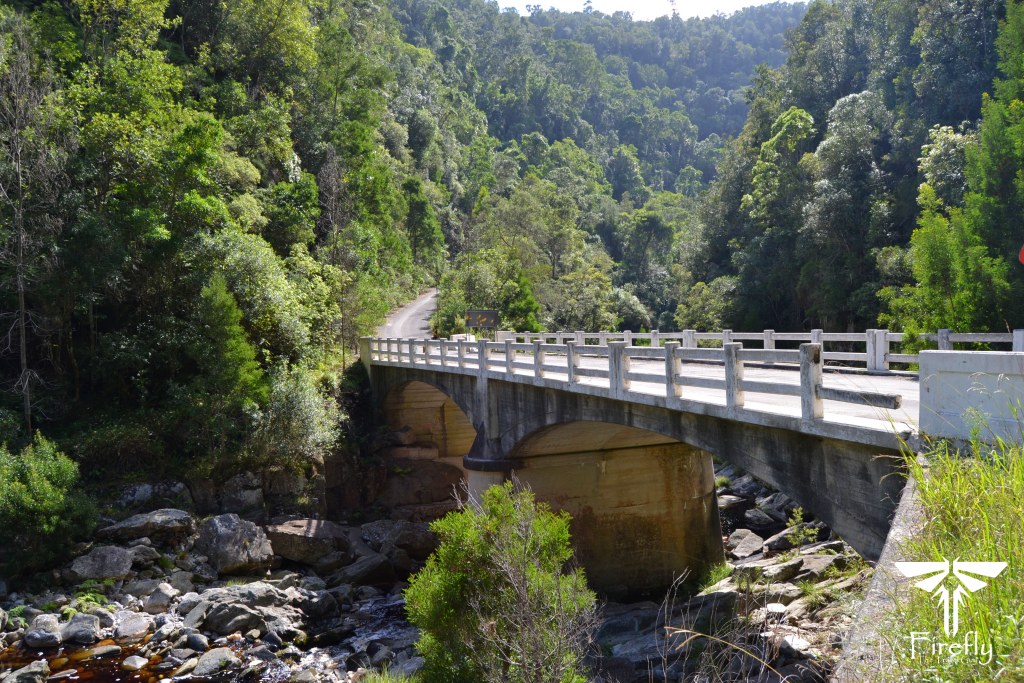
[876,329,890,372]
[811,329,823,346]
[865,329,877,372]
[682,329,696,348]
[599,330,608,345]
[664,341,681,399]
[575,330,584,346]
[359,337,372,375]
[763,329,775,351]
[624,330,633,346]
[1015,329,1024,352]
[800,343,823,420]
[937,328,952,350]
[504,339,514,374]
[651,330,660,348]
[439,339,448,367]
[724,342,744,409]
[722,329,733,346]
[458,339,466,367]
[566,341,578,384]
[608,341,629,398]
[533,340,545,379]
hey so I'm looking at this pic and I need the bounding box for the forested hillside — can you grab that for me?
[0,0,804,478]
[698,0,1024,336]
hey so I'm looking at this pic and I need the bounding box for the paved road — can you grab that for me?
[378,288,436,338]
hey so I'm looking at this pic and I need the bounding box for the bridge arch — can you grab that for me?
[380,379,478,459]
[508,421,725,598]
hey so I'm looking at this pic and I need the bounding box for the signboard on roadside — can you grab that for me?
[465,309,499,329]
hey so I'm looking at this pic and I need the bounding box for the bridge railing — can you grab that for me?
[364,336,903,424]
[496,328,1024,373]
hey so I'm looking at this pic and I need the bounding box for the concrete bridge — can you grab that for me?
[360,329,1024,595]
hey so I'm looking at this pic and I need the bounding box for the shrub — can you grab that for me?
[404,480,598,683]
[0,434,96,577]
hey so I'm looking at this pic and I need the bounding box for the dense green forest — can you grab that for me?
[6,0,1024,488]
[0,0,803,477]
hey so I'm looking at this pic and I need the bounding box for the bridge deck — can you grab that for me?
[367,334,921,450]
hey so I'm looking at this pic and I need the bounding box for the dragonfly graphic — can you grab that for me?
[894,560,1007,636]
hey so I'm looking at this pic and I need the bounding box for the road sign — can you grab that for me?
[465,309,499,328]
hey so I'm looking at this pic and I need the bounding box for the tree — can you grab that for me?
[403,176,446,276]
[0,13,70,434]
[405,480,597,683]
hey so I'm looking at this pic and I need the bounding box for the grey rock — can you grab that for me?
[313,550,352,574]
[124,578,162,598]
[4,660,49,683]
[796,554,847,580]
[183,601,209,629]
[186,632,209,651]
[743,507,778,531]
[143,582,180,614]
[264,519,350,565]
[88,608,115,628]
[97,509,195,545]
[24,614,61,648]
[327,553,395,587]
[219,472,265,516]
[203,602,266,635]
[169,570,194,594]
[762,558,804,583]
[763,523,828,552]
[84,644,122,659]
[195,514,273,575]
[0,606,6,630]
[717,494,746,510]
[61,613,101,645]
[68,546,135,582]
[131,545,162,566]
[361,519,437,561]
[113,610,153,641]
[176,591,201,615]
[727,529,763,559]
[193,647,240,676]
[122,655,150,671]
[173,657,199,677]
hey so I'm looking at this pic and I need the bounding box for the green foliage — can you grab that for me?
[881,442,1024,681]
[405,481,597,683]
[699,562,733,593]
[0,434,96,576]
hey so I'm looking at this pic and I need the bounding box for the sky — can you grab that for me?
[499,0,796,21]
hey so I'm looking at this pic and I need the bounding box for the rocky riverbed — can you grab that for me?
[0,464,871,683]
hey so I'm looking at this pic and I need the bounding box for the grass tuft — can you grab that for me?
[880,442,1024,681]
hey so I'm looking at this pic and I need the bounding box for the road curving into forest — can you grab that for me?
[378,288,436,339]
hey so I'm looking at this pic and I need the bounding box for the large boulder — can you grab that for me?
[265,519,351,565]
[97,508,195,545]
[113,610,153,641]
[361,520,437,561]
[192,582,303,637]
[68,546,135,581]
[24,614,62,648]
[327,553,395,587]
[5,660,49,683]
[195,513,274,575]
[61,613,101,645]
[193,647,240,676]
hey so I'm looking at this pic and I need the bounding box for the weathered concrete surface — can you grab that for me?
[515,437,724,596]
[372,365,905,563]
[920,350,1024,443]
[381,380,476,459]
[834,473,924,682]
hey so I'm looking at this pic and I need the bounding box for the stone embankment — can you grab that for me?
[0,464,873,683]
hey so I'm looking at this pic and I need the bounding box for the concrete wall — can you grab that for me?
[514,436,724,597]
[371,365,904,566]
[920,351,1024,443]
